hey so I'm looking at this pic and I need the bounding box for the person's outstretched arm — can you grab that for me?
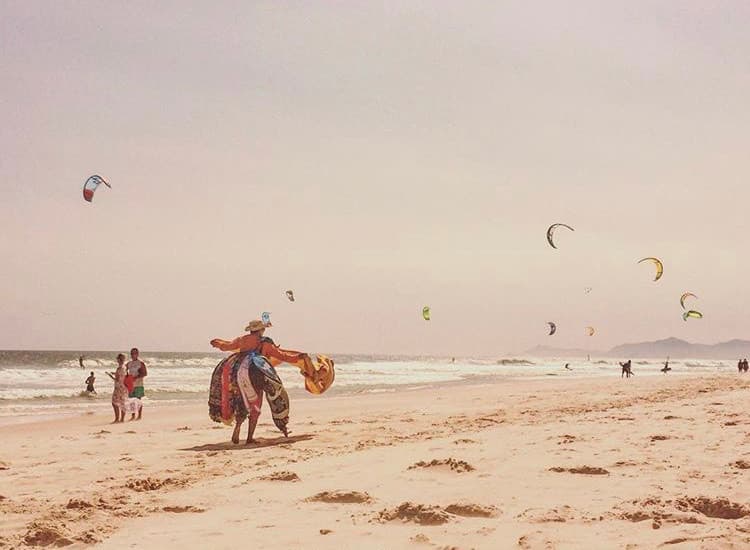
[264,344,307,365]
[210,334,259,353]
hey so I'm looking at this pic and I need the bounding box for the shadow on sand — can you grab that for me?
[181,433,314,452]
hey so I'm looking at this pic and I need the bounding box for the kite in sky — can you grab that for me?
[680,292,697,309]
[82,175,110,202]
[638,257,664,281]
[546,223,575,249]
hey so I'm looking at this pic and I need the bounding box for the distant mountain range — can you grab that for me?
[526,337,750,359]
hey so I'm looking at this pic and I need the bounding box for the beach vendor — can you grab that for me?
[126,347,148,420]
[209,319,335,445]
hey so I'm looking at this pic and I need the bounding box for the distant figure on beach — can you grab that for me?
[79,355,85,369]
[620,360,634,378]
[741,358,749,373]
[660,358,671,374]
[126,348,147,420]
[106,354,128,423]
[564,363,572,370]
[85,371,96,393]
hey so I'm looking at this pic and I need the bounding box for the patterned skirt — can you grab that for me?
[208,351,290,435]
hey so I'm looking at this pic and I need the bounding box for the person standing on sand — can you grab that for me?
[126,348,147,420]
[107,354,128,422]
[85,371,96,393]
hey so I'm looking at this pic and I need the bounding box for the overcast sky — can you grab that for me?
[2,1,749,355]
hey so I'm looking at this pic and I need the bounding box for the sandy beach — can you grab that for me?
[2,373,749,549]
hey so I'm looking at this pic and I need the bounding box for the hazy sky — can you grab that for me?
[2,1,749,355]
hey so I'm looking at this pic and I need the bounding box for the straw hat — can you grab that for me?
[245,319,271,332]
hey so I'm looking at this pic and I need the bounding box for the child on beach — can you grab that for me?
[106,354,128,422]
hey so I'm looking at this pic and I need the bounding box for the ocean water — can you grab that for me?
[0,350,733,423]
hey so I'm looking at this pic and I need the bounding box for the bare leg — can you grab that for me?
[137,400,143,420]
[112,404,119,423]
[232,417,244,444]
[245,414,259,445]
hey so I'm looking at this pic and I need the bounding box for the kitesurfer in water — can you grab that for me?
[660,358,671,374]
[619,360,634,378]
[85,372,96,393]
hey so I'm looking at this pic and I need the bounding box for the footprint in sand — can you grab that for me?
[258,471,300,482]
[549,466,609,475]
[24,524,75,547]
[444,503,498,518]
[408,459,475,473]
[125,477,189,492]
[518,531,556,549]
[377,502,498,525]
[676,496,750,519]
[517,505,578,523]
[378,503,452,525]
[306,491,372,504]
[66,499,95,510]
[162,505,205,513]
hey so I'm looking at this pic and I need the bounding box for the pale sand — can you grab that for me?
[2,374,750,549]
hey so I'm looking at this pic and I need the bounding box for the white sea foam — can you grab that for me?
[0,351,736,420]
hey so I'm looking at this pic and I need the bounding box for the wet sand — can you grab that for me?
[1,373,750,549]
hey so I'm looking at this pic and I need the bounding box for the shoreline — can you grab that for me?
[0,362,729,427]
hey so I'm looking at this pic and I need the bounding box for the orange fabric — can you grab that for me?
[210,333,262,353]
[260,341,306,365]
